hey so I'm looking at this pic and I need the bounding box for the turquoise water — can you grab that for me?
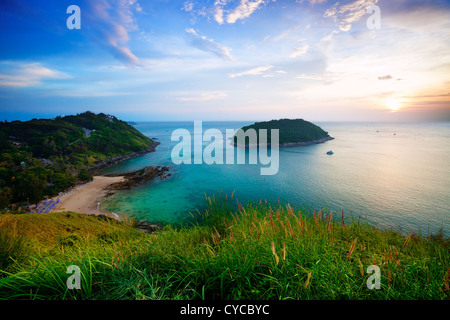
[101,122,450,236]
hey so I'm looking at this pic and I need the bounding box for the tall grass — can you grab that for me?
[0,196,448,300]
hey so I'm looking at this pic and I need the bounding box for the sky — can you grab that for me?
[0,0,449,122]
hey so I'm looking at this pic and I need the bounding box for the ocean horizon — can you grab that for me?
[100,121,450,237]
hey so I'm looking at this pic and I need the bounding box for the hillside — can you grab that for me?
[0,112,155,208]
[0,197,448,300]
[234,119,334,147]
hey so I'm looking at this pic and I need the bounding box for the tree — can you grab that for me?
[0,187,12,209]
[78,167,92,182]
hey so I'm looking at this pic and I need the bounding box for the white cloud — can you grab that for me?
[321,29,339,41]
[289,44,310,58]
[185,28,233,61]
[324,0,379,32]
[214,0,227,24]
[229,65,274,78]
[226,0,266,24]
[0,62,70,87]
[183,1,194,12]
[85,0,141,66]
[213,0,271,24]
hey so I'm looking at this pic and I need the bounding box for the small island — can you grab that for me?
[233,118,334,148]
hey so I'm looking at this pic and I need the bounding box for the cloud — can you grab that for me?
[229,65,274,78]
[321,30,340,41]
[83,0,141,66]
[213,0,270,24]
[176,92,228,102]
[183,1,194,12]
[324,0,379,32]
[0,62,70,87]
[226,0,266,23]
[185,28,233,61]
[378,75,393,80]
[289,44,310,58]
[213,0,227,24]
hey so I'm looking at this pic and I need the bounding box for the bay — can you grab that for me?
[100,121,450,236]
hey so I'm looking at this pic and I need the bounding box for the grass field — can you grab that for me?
[0,195,448,300]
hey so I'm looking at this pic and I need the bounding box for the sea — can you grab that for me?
[99,121,450,236]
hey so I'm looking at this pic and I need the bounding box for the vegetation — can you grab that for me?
[0,112,153,209]
[0,195,448,300]
[234,119,332,147]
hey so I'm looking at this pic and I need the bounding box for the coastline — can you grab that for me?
[46,165,170,222]
[88,141,161,172]
[232,136,335,149]
[41,139,167,223]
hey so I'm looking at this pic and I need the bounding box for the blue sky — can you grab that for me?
[0,0,449,122]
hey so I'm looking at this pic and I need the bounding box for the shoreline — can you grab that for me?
[38,141,167,222]
[88,141,161,172]
[50,176,125,220]
[46,166,171,222]
[232,136,335,149]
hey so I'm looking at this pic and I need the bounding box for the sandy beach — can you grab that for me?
[51,176,124,220]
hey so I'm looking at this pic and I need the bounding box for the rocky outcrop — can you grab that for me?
[105,165,171,190]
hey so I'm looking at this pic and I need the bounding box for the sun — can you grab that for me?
[385,99,402,112]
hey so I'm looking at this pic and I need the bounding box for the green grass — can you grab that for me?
[0,196,448,300]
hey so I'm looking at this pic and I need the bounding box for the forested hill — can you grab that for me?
[234,119,333,147]
[0,112,154,208]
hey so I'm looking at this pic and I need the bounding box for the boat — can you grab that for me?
[327,150,334,155]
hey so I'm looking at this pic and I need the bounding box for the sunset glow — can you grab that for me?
[386,99,403,112]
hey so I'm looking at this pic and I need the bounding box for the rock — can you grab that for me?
[134,220,162,234]
[105,166,170,190]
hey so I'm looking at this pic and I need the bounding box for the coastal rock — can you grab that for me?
[105,165,170,190]
[134,220,162,234]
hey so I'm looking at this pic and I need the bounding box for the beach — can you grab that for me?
[51,176,125,220]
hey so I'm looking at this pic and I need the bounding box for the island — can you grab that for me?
[233,118,334,148]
